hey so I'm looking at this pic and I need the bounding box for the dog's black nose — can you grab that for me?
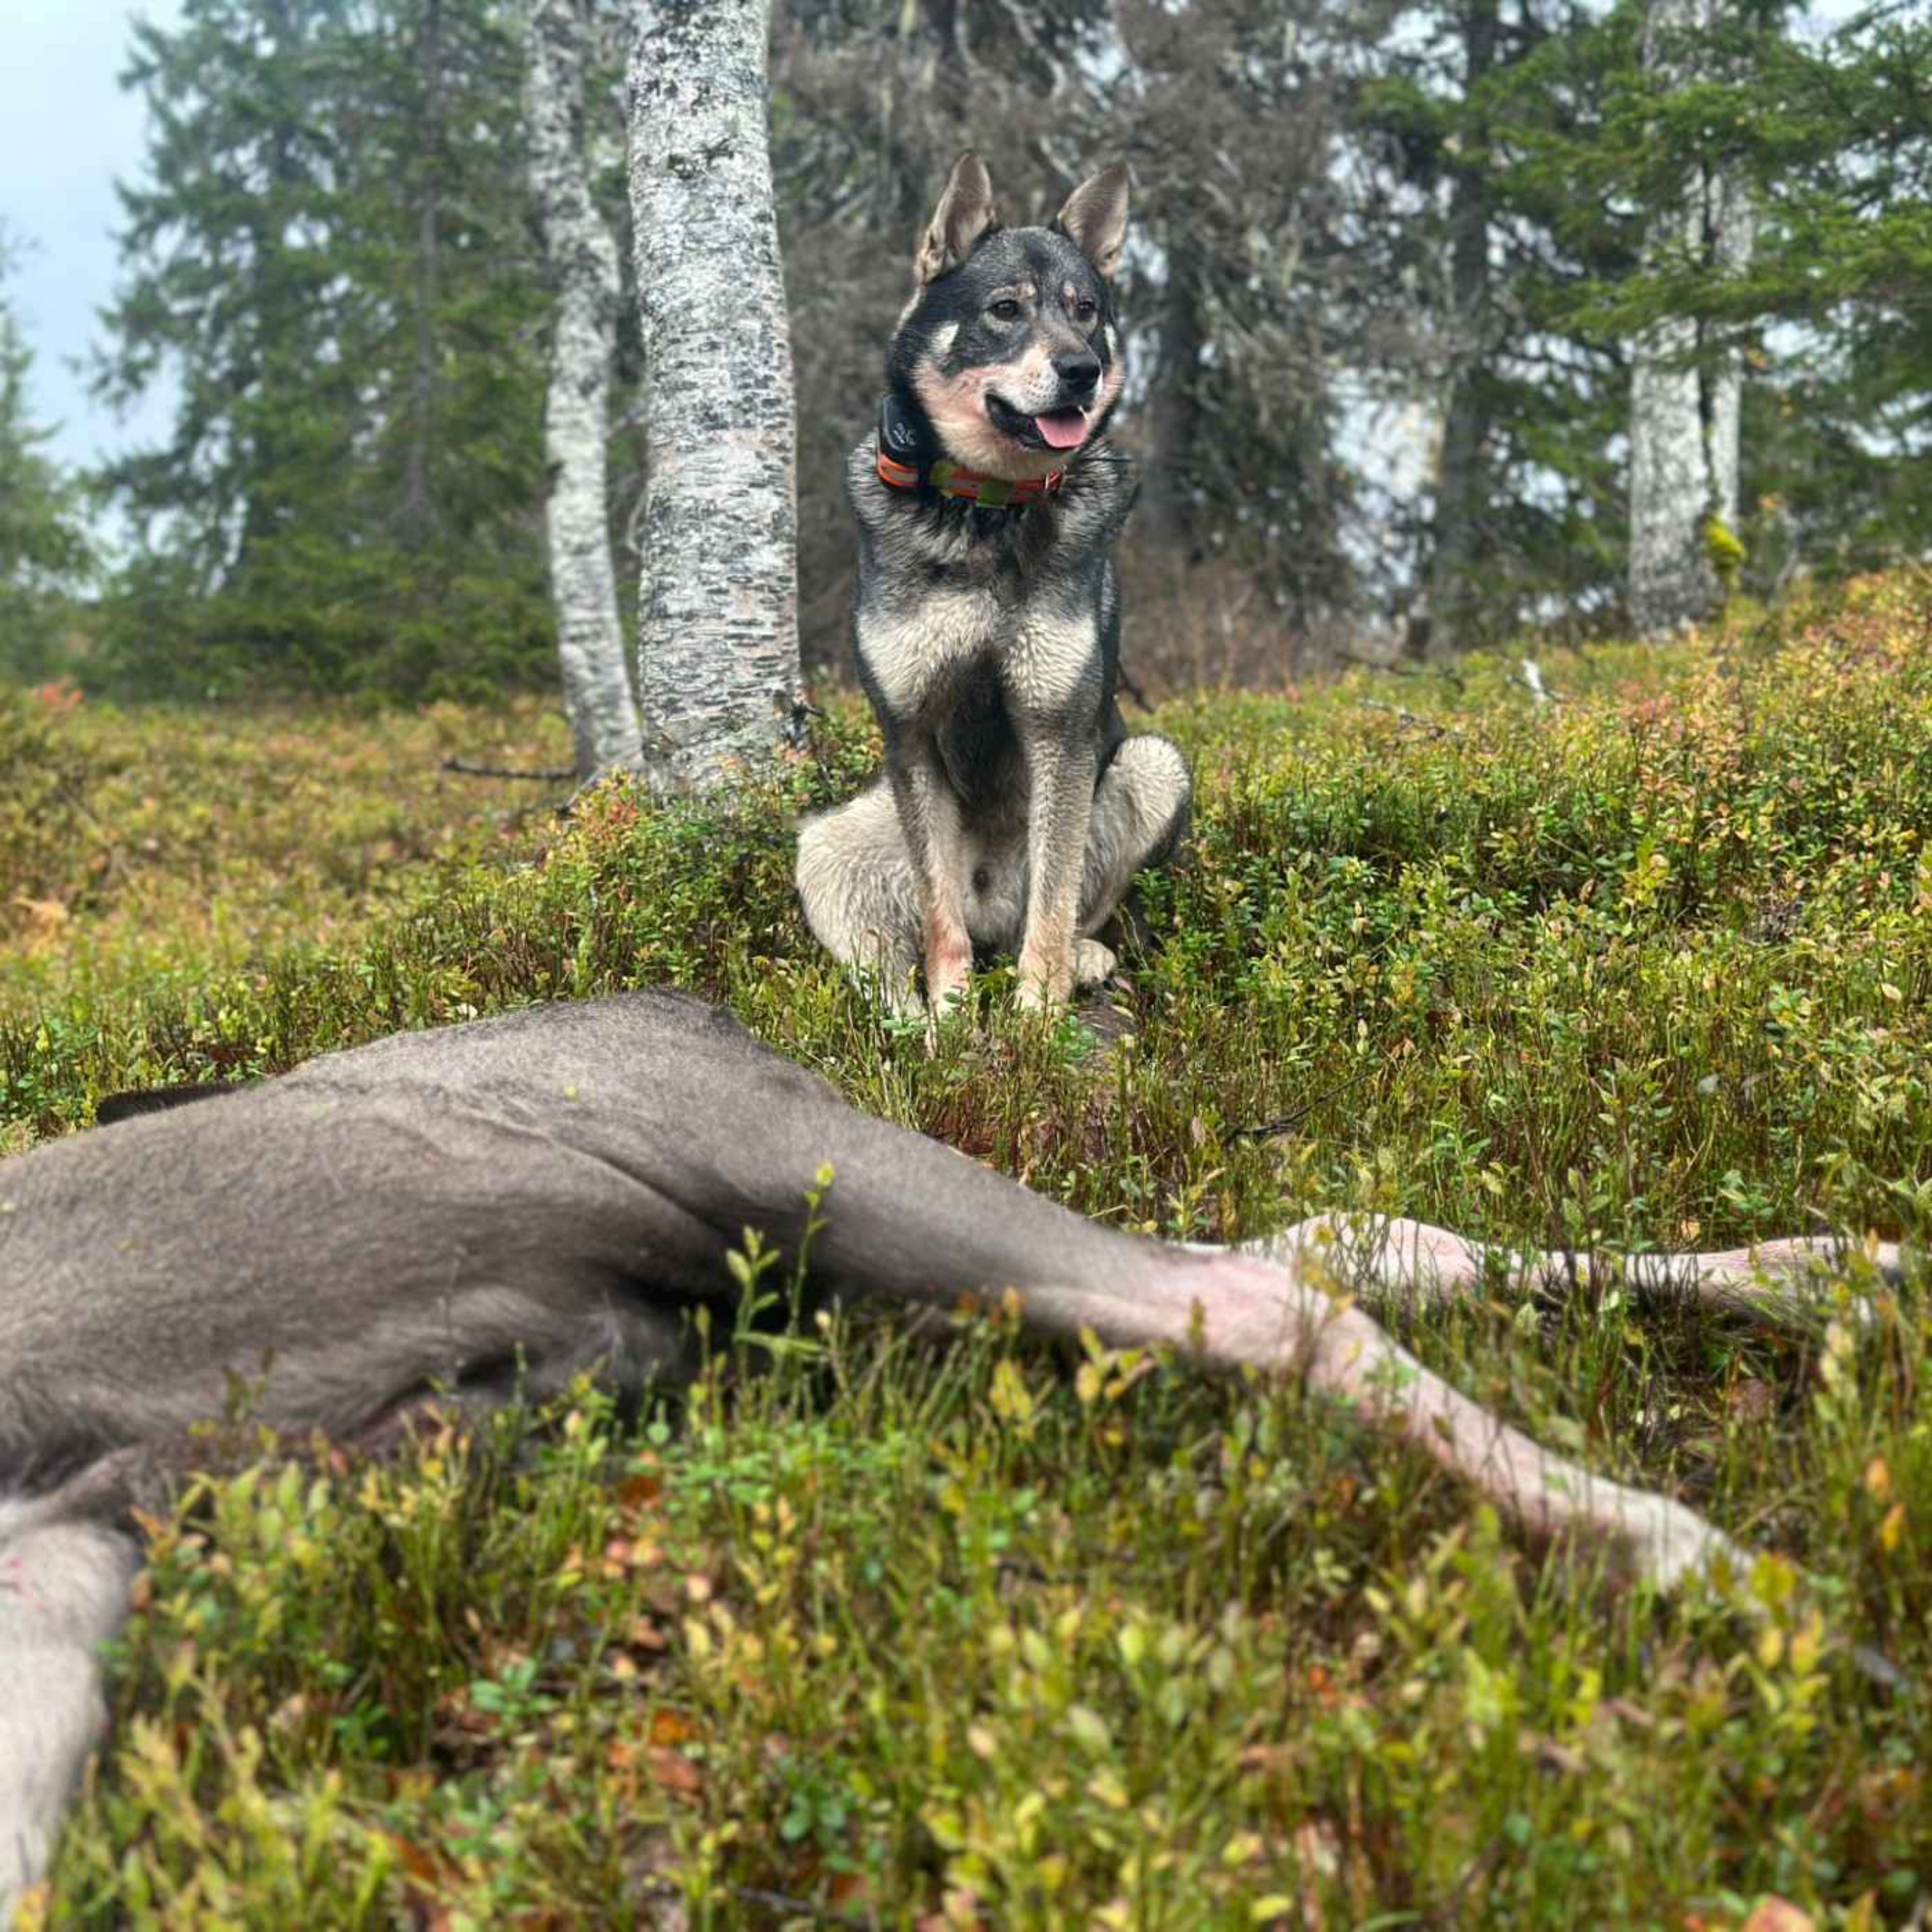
[1054,349,1102,395]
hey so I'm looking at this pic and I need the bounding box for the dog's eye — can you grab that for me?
[1075,299,1098,321]
[987,299,1022,322]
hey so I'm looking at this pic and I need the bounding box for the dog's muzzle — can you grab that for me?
[987,393,1093,452]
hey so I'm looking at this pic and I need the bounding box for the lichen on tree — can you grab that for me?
[529,0,638,781]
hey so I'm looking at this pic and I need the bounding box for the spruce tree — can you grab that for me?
[1359,0,1643,654]
[0,235,93,680]
[91,0,554,697]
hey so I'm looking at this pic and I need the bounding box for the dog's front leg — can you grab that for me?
[1014,723,1097,1010]
[886,739,972,1014]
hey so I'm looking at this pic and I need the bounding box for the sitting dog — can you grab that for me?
[796,153,1191,1015]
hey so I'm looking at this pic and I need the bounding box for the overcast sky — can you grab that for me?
[4,0,185,484]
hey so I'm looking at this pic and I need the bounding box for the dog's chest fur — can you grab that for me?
[844,436,1131,739]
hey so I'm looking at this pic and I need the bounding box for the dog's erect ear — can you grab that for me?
[1055,163,1130,279]
[915,152,999,285]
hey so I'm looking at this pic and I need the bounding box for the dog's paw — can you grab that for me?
[924,933,972,1010]
[1072,938,1119,989]
[926,970,971,1018]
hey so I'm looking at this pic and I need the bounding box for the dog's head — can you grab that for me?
[887,153,1130,483]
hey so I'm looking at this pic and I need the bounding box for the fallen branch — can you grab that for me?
[1231,1061,1379,1140]
[1213,1213,1901,1331]
[1340,649,1421,677]
[441,755,579,781]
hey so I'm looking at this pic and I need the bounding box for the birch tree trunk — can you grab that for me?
[627,0,802,795]
[529,0,638,780]
[1628,0,1753,637]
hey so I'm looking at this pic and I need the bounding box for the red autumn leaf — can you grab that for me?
[649,1708,696,1747]
[647,1746,703,1795]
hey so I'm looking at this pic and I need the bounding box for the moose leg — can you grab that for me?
[1228,1216,1902,1328]
[524,1001,1746,1591]
[0,1496,140,1911]
[992,1255,1745,1593]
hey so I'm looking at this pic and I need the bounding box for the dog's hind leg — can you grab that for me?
[0,1496,140,1913]
[1074,732,1192,983]
[796,781,923,1012]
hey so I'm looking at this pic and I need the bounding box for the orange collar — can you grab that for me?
[875,440,1066,507]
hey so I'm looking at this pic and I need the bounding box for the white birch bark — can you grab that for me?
[1704,163,1753,525]
[1628,0,1754,637]
[626,0,802,795]
[529,0,638,781]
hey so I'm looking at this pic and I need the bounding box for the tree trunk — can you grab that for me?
[1139,243,1206,558]
[1416,0,1499,663]
[234,0,302,578]
[627,0,802,795]
[402,0,443,551]
[529,0,637,781]
[1628,0,1752,636]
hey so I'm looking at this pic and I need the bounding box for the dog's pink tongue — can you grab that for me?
[1035,409,1090,450]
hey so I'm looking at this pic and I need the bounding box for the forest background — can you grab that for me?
[1,0,1926,705]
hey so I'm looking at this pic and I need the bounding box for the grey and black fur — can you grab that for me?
[796,154,1191,1014]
